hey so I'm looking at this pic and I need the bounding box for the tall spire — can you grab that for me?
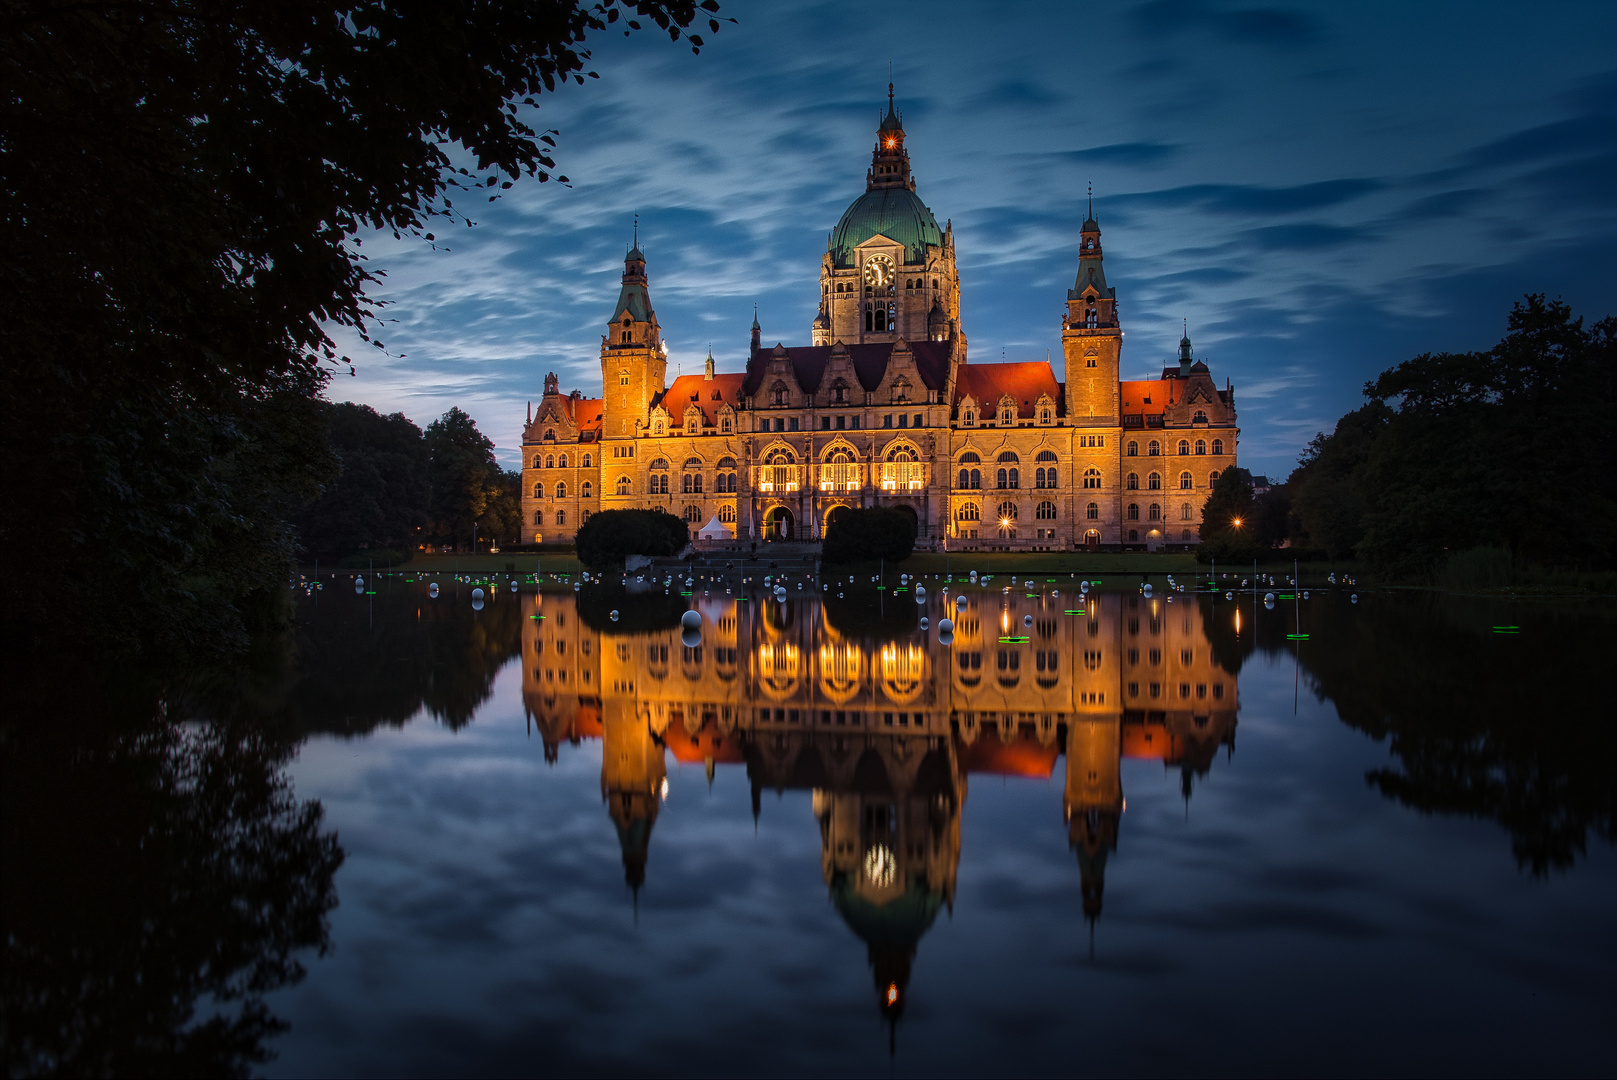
[870,83,911,191]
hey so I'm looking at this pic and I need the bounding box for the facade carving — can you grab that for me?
[521,89,1237,551]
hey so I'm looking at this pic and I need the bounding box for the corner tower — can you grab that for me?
[601,238,666,440]
[818,86,960,349]
[1061,198,1121,424]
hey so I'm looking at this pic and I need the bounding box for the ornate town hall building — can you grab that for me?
[520,91,1238,550]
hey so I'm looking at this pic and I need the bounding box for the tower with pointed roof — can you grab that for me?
[601,236,666,444]
[1062,192,1122,425]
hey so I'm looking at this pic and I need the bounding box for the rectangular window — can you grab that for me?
[851,416,861,429]
[773,418,784,432]
[836,415,846,430]
[789,417,799,431]
[914,414,922,428]
[898,415,907,428]
[821,416,830,430]
[884,415,893,428]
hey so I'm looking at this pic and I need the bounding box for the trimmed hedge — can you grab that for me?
[574,509,689,569]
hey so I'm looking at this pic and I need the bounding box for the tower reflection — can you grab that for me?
[520,585,1236,1021]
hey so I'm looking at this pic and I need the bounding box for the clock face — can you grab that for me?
[863,255,894,288]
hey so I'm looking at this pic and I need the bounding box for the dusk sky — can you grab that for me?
[332,0,1617,479]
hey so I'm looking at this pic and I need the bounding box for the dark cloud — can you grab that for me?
[1130,0,1323,46]
[1392,188,1488,224]
[1240,222,1370,251]
[1124,178,1381,216]
[1049,141,1184,168]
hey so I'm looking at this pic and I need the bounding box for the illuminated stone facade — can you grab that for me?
[521,91,1238,551]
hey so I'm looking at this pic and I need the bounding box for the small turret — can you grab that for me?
[704,347,716,380]
[1178,325,1194,376]
[750,305,761,356]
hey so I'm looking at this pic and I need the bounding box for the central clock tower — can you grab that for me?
[813,85,962,350]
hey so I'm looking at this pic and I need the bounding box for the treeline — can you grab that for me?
[295,403,522,560]
[1199,297,1616,579]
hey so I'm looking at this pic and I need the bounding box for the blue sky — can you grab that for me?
[331,0,1617,479]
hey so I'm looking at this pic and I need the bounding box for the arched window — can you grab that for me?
[1148,441,1161,456]
[957,503,980,522]
[556,482,567,499]
[997,501,1019,521]
[1036,450,1057,462]
[1181,503,1193,520]
[717,456,737,469]
[533,510,543,525]
[1178,440,1190,455]
[1182,528,1194,540]
[1086,502,1099,520]
[1179,471,1192,490]
[1149,503,1161,521]
[616,476,631,495]
[1036,501,1057,520]
[650,457,668,470]
[582,453,592,468]
[1209,470,1221,487]
[1193,410,1208,423]
[1126,472,1139,490]
[889,377,911,404]
[996,468,1007,489]
[721,416,732,433]
[831,379,849,403]
[1040,408,1052,423]
[1126,441,1138,457]
[958,469,970,490]
[532,482,544,498]
[1211,439,1223,455]
[650,474,668,494]
[684,456,702,470]
[581,481,592,498]
[1194,440,1206,455]
[652,418,665,435]
[959,451,981,464]
[763,448,796,493]
[556,510,566,526]
[686,415,699,434]
[684,504,701,523]
[1148,472,1162,490]
[963,409,976,425]
[719,505,736,523]
[882,444,922,490]
[1083,468,1102,489]
[1127,503,1140,520]
[618,370,629,386]
[544,429,556,442]
[558,453,568,468]
[771,382,789,406]
[532,455,542,469]
[824,448,858,491]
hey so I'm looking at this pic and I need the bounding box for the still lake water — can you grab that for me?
[8,571,1614,1076]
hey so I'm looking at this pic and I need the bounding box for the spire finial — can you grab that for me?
[633,212,638,248]
[1088,181,1093,220]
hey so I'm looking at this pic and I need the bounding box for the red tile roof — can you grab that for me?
[1119,379,1175,416]
[568,396,603,432]
[653,373,745,426]
[957,731,1061,778]
[953,361,1063,418]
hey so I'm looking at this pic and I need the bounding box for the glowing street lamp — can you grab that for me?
[1232,517,1243,529]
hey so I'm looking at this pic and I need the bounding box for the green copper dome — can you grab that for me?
[830,187,943,268]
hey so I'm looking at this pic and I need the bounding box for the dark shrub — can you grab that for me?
[822,507,917,565]
[574,510,689,569]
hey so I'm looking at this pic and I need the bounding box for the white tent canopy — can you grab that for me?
[697,515,734,541]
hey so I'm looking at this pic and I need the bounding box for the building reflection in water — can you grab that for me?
[521,587,1236,1026]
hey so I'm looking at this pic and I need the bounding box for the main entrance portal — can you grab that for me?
[764,506,795,541]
